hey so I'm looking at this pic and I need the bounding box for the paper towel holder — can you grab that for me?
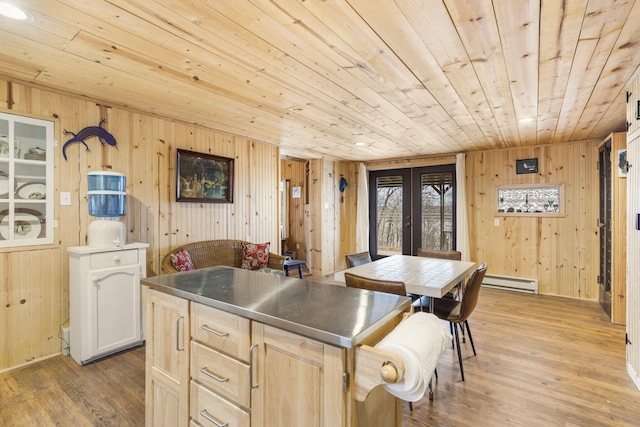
[353,345,406,402]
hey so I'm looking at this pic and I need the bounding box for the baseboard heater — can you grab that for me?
[482,274,538,294]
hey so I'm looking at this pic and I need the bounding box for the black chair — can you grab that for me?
[432,263,487,382]
[345,251,372,268]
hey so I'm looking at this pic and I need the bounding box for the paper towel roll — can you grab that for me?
[375,312,451,401]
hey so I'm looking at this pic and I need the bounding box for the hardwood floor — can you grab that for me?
[1,287,639,426]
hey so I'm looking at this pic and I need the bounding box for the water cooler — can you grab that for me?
[68,171,148,364]
[87,171,127,248]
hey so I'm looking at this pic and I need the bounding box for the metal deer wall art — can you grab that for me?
[62,119,117,161]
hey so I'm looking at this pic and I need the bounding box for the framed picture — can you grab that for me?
[177,149,234,203]
[516,158,538,174]
[618,149,628,178]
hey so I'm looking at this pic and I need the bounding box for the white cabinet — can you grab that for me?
[68,243,148,364]
[0,112,54,247]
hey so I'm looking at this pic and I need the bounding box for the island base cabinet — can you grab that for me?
[251,322,347,427]
[144,287,402,427]
[145,288,190,427]
[190,381,250,427]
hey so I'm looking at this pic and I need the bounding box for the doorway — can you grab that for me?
[368,165,456,259]
[598,139,612,318]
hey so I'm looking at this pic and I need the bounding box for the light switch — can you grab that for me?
[60,192,71,206]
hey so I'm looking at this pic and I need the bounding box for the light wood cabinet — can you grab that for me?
[251,322,345,427]
[189,302,252,426]
[145,290,402,427]
[145,288,190,427]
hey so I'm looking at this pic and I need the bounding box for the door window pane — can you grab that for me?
[419,172,454,251]
[375,175,404,255]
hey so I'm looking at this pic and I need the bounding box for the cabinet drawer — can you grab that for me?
[90,249,138,269]
[190,381,249,427]
[191,303,250,362]
[191,341,250,408]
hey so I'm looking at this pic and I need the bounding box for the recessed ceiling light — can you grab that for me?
[354,141,366,146]
[518,117,534,123]
[0,3,32,21]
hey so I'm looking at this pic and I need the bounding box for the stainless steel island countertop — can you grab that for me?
[142,266,411,348]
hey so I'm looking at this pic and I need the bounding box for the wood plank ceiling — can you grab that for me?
[1,0,639,161]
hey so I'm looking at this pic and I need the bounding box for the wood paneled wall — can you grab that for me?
[281,159,307,261]
[335,162,360,271]
[306,159,337,276]
[608,133,627,325]
[288,158,360,275]
[0,80,281,372]
[466,142,600,299]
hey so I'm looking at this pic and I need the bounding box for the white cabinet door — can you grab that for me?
[627,136,640,389]
[89,264,141,357]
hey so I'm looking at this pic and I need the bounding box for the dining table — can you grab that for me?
[334,254,476,312]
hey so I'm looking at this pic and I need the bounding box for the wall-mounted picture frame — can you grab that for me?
[177,149,234,203]
[516,158,538,174]
[618,149,628,178]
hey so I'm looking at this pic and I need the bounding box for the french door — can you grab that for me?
[368,165,456,258]
[598,139,612,318]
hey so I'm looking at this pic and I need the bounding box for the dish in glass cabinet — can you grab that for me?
[15,182,46,199]
[0,208,45,240]
[0,171,9,198]
[0,135,7,157]
[0,136,20,158]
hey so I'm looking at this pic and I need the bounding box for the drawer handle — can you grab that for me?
[200,324,229,337]
[176,316,185,351]
[250,344,258,389]
[200,409,229,427]
[200,367,229,383]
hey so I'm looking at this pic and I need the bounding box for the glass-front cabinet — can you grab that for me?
[0,112,54,247]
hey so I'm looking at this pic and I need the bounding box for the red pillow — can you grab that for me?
[241,242,270,270]
[170,247,195,271]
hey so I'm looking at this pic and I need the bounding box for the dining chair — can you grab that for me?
[344,272,423,407]
[345,251,373,268]
[344,272,406,296]
[417,248,462,261]
[414,248,463,311]
[432,262,487,382]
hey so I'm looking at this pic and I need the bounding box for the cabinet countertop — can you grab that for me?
[142,266,411,348]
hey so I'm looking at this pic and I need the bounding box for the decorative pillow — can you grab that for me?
[170,247,195,271]
[241,242,270,270]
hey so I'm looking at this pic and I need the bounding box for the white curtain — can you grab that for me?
[456,153,470,261]
[356,162,369,252]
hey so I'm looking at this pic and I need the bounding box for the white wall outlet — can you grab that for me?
[60,192,72,206]
[494,218,500,226]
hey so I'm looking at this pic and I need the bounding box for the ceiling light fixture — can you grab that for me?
[518,117,534,123]
[0,2,32,21]
[354,141,366,146]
